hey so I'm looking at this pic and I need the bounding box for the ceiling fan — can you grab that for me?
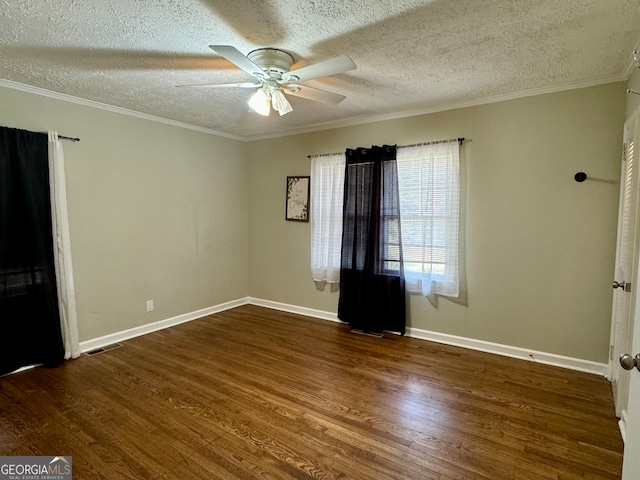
[178,45,357,116]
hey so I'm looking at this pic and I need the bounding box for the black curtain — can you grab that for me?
[338,145,406,335]
[0,127,64,375]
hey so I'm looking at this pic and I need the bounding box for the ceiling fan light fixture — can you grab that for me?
[271,89,293,116]
[201,46,357,118]
[248,88,270,116]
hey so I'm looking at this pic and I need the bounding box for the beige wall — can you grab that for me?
[0,81,627,363]
[0,86,250,342]
[247,82,627,363]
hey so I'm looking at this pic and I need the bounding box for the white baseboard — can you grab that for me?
[247,297,341,323]
[250,298,608,377]
[79,296,607,377]
[619,409,628,443]
[405,326,608,377]
[79,297,250,353]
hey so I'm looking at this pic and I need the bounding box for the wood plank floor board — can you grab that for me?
[110,341,442,480]
[0,382,123,479]
[321,339,621,445]
[84,365,293,480]
[69,362,294,478]
[189,320,616,474]
[88,349,359,480]
[127,333,502,479]
[0,305,623,479]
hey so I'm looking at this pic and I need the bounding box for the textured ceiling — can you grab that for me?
[2,0,640,140]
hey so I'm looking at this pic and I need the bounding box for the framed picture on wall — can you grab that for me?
[286,176,310,222]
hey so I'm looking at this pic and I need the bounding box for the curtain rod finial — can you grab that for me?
[574,172,587,182]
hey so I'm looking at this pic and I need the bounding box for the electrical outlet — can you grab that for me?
[146,300,154,312]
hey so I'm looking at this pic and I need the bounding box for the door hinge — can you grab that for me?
[610,345,614,361]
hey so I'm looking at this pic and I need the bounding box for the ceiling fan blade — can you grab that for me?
[176,82,260,88]
[209,45,265,79]
[284,85,346,105]
[281,55,356,83]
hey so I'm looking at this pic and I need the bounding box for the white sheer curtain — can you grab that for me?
[48,132,80,359]
[310,152,345,283]
[396,140,461,300]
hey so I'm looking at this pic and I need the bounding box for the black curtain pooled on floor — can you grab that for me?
[0,127,64,375]
[338,145,406,335]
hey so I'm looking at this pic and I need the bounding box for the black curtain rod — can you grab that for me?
[307,137,464,159]
[398,137,464,149]
[38,132,80,142]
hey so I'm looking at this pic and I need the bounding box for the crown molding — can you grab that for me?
[1,74,627,143]
[245,74,627,141]
[622,39,640,80]
[623,57,637,81]
[0,78,246,142]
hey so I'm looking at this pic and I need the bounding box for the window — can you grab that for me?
[310,140,461,299]
[396,141,460,298]
[310,153,345,283]
[381,158,402,273]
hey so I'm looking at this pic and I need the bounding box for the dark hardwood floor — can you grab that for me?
[0,305,623,479]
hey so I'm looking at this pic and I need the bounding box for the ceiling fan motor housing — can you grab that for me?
[247,48,294,78]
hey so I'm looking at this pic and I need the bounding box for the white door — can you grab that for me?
[610,115,639,420]
[617,110,640,479]
[622,311,640,478]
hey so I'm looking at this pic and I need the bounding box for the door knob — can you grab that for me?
[620,353,640,372]
[613,281,631,291]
